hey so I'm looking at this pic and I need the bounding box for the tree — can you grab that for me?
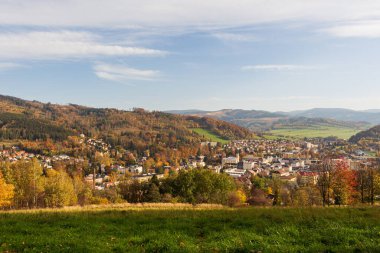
[293,186,321,206]
[11,159,44,208]
[0,172,14,208]
[248,189,271,206]
[317,160,334,206]
[118,179,144,203]
[366,163,380,205]
[331,161,357,205]
[251,176,267,190]
[268,178,283,206]
[357,166,368,204]
[293,187,309,206]
[145,183,161,202]
[73,174,93,206]
[160,169,236,205]
[227,190,247,207]
[44,169,77,208]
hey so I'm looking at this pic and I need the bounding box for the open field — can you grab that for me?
[192,128,229,144]
[0,205,379,252]
[269,126,361,140]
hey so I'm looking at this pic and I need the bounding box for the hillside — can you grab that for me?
[349,125,380,143]
[0,95,252,154]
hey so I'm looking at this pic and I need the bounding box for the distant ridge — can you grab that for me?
[167,108,374,132]
[287,108,380,124]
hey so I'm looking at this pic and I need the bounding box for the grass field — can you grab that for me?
[269,126,361,140]
[192,128,229,144]
[0,206,379,252]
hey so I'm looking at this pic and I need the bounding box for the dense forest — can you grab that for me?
[0,95,253,156]
[350,125,380,143]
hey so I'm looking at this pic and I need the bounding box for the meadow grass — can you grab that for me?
[0,206,379,252]
[269,126,361,140]
[192,128,229,144]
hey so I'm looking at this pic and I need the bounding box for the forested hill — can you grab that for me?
[349,125,380,143]
[0,94,252,153]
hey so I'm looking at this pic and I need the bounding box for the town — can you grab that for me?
[1,133,378,207]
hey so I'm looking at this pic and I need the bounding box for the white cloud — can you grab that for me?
[0,62,23,71]
[212,32,258,42]
[0,31,166,60]
[1,1,380,30]
[94,63,161,82]
[324,20,380,38]
[242,65,315,71]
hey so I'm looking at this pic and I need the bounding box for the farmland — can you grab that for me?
[269,126,361,140]
[0,206,379,252]
[192,128,229,144]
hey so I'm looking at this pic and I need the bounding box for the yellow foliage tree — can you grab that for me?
[44,169,77,208]
[0,172,14,208]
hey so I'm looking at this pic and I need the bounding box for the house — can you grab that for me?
[224,168,246,178]
[128,165,143,174]
[222,156,239,168]
[271,169,290,179]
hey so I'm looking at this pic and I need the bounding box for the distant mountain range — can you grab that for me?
[284,108,380,124]
[167,108,378,132]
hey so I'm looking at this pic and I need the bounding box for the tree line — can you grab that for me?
[1,158,379,210]
[0,159,245,209]
[249,160,380,207]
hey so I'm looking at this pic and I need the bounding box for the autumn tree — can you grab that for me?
[317,160,334,206]
[227,190,247,207]
[293,186,322,206]
[331,161,357,205]
[11,159,45,208]
[43,169,77,208]
[0,171,14,208]
[73,174,93,206]
[357,163,380,205]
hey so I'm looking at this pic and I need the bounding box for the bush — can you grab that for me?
[227,190,247,207]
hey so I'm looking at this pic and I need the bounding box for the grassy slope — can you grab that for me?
[0,207,380,252]
[269,126,361,140]
[192,128,229,144]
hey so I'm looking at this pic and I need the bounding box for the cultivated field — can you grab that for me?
[0,205,379,252]
[192,128,229,144]
[269,126,361,140]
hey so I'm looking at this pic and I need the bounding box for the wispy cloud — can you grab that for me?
[324,20,380,38]
[1,1,380,30]
[94,63,161,82]
[211,32,259,42]
[0,31,166,60]
[242,65,316,71]
[0,62,23,71]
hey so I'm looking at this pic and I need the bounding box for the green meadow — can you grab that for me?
[269,126,361,140]
[0,206,379,252]
[192,128,229,144]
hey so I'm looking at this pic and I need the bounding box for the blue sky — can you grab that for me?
[1,1,380,111]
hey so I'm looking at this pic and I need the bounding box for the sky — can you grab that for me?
[1,0,380,112]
